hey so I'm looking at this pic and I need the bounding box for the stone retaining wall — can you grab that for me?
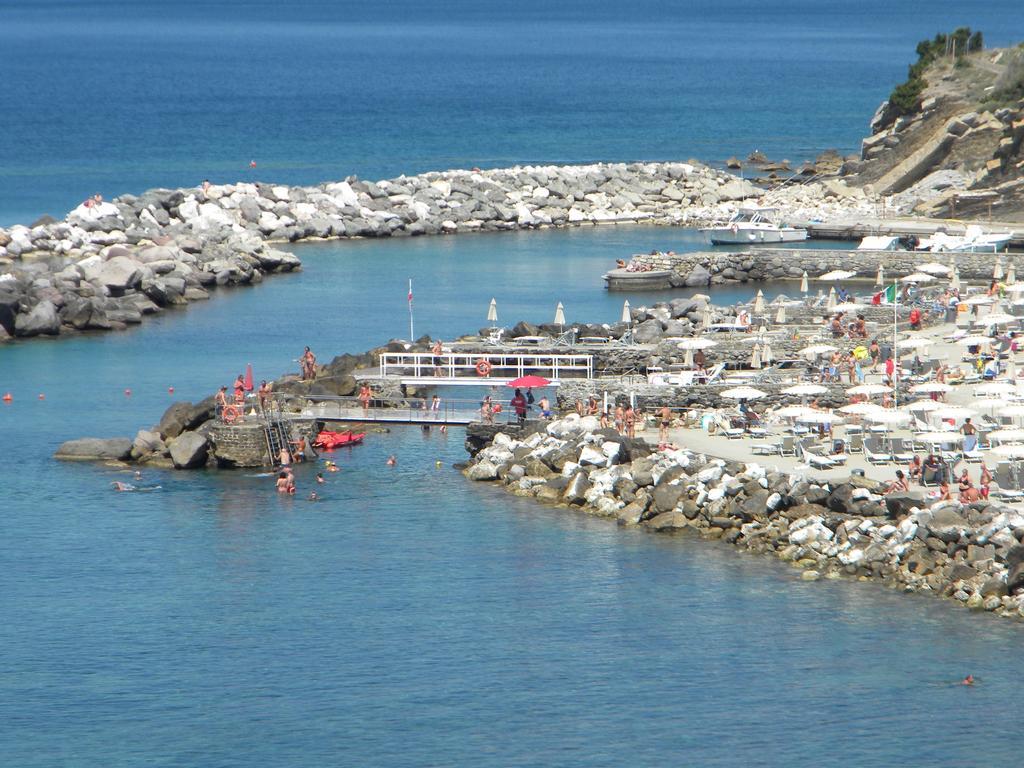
[631,247,1010,287]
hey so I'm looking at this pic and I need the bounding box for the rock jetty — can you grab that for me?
[463,415,1024,621]
[1,162,876,343]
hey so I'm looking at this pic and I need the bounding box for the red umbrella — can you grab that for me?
[507,375,551,388]
[244,363,254,392]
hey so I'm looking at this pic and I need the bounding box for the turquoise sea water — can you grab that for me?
[1,0,1022,226]
[5,1,1024,764]
[3,227,1024,766]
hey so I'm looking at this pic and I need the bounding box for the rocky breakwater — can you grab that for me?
[0,199,300,341]
[463,414,1024,621]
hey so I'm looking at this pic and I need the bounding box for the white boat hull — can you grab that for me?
[703,226,808,245]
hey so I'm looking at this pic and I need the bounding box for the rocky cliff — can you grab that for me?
[844,40,1024,220]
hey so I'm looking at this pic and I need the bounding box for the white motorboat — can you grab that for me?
[857,235,901,251]
[918,225,1012,253]
[701,207,808,245]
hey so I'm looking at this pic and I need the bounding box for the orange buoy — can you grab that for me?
[38,393,45,400]
[249,160,257,168]
[2,393,11,402]
[124,388,132,397]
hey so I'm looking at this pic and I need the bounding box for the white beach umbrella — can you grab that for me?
[826,287,837,310]
[796,410,843,425]
[775,304,787,324]
[862,409,912,425]
[974,382,1019,397]
[917,262,951,275]
[994,258,1004,280]
[992,443,1024,458]
[800,344,838,357]
[701,304,713,329]
[930,405,976,420]
[677,337,718,350]
[683,347,695,368]
[833,302,864,313]
[950,269,961,291]
[876,263,884,286]
[752,290,765,315]
[972,396,1012,413]
[720,386,768,400]
[1006,283,1024,294]
[1008,356,1018,381]
[902,399,944,412]
[1007,262,1016,285]
[963,295,994,305]
[956,335,995,346]
[819,270,856,281]
[989,428,1024,443]
[895,337,933,350]
[762,342,773,364]
[847,383,891,396]
[782,383,829,396]
[800,271,809,293]
[554,302,565,327]
[998,404,1024,418]
[621,299,631,325]
[909,382,952,394]
[977,312,1019,326]
[916,431,961,444]
[839,402,886,415]
[487,297,498,324]
[776,405,817,418]
[901,272,936,283]
[750,344,762,369]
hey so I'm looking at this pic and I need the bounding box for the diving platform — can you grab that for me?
[378,352,593,385]
[299,396,510,426]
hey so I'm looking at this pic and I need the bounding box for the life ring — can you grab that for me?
[475,359,492,377]
[222,404,240,424]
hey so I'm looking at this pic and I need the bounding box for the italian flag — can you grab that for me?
[872,283,897,305]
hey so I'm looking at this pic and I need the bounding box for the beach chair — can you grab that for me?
[889,438,915,464]
[800,440,837,469]
[484,328,505,347]
[992,463,1024,500]
[864,437,893,464]
[778,435,797,457]
[847,433,864,454]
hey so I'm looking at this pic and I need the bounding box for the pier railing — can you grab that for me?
[296,395,537,425]
[378,352,593,382]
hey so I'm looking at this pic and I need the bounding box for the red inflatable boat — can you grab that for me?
[314,430,366,449]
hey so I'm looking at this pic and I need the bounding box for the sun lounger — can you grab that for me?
[864,438,893,464]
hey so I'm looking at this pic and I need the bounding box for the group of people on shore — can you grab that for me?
[479,388,549,425]
[886,447,992,503]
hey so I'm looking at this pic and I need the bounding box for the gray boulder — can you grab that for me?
[169,431,209,469]
[1006,545,1024,594]
[55,437,132,461]
[98,256,144,291]
[14,300,60,337]
[631,319,663,344]
[684,265,711,287]
[466,460,500,481]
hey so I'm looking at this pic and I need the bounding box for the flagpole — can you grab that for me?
[408,278,414,341]
[893,279,898,409]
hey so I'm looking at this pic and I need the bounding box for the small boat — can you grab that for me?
[918,226,1012,253]
[701,207,808,245]
[314,430,366,449]
[857,235,901,251]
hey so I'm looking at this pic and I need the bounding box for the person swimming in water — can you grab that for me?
[962,675,975,686]
[308,491,319,501]
[386,455,397,466]
[324,461,340,473]
[111,481,135,492]
[316,472,325,484]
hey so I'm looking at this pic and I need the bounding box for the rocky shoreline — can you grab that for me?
[462,415,1024,621]
[0,161,878,343]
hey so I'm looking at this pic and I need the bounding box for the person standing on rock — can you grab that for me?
[358,384,373,413]
[614,404,625,435]
[258,380,271,411]
[624,405,636,438]
[300,346,317,380]
[658,406,672,443]
[511,389,528,425]
[215,385,229,418]
[233,373,246,403]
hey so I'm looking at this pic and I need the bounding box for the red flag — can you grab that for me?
[871,291,882,305]
[244,363,254,391]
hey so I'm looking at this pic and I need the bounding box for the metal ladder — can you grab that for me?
[261,398,293,467]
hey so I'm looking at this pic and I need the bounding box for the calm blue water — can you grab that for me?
[1,0,1021,225]
[3,226,1024,766]
[5,2,1024,764]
